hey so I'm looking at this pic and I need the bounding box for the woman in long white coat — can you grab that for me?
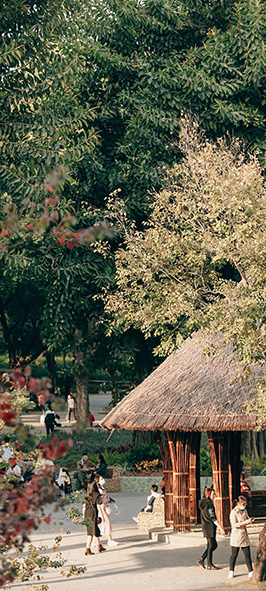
[228,495,254,579]
[95,475,118,547]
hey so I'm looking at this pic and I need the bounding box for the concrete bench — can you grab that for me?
[245,490,266,518]
[105,466,121,492]
[136,495,165,531]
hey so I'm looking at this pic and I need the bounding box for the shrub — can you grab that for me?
[126,443,161,466]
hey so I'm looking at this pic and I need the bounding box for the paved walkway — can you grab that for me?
[9,492,261,591]
[20,393,112,433]
[17,399,262,589]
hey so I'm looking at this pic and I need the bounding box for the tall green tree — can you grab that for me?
[0,0,98,373]
[79,0,266,220]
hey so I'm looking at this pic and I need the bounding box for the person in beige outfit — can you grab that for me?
[228,495,254,579]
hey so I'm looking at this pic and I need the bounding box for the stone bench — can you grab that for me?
[105,466,121,492]
[136,495,165,531]
[245,490,266,518]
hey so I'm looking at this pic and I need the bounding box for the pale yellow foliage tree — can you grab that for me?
[105,117,266,365]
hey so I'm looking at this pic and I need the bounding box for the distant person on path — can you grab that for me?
[67,394,77,422]
[95,453,107,478]
[44,403,61,436]
[75,452,95,490]
[197,487,225,570]
[83,474,106,555]
[88,411,95,427]
[228,495,254,580]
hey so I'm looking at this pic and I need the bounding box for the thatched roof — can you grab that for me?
[100,332,266,432]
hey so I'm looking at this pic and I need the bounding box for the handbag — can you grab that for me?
[97,516,102,524]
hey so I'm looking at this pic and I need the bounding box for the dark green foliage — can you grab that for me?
[200,447,212,476]
[242,454,266,476]
[125,443,161,466]
[80,0,266,224]
[41,428,133,468]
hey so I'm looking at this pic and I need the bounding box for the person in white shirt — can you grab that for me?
[0,435,14,462]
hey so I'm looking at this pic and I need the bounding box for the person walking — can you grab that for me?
[197,487,225,570]
[83,474,106,555]
[94,475,118,547]
[67,394,77,422]
[228,495,254,579]
[44,403,61,436]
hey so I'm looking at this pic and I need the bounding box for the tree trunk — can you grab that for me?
[75,370,90,424]
[252,431,259,458]
[242,431,252,457]
[253,523,266,582]
[132,430,156,445]
[105,368,119,407]
[258,431,265,457]
[45,351,56,392]
[0,297,16,367]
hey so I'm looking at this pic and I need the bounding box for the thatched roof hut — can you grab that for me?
[101,331,266,532]
[101,331,264,433]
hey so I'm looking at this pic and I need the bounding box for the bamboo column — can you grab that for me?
[228,431,241,510]
[156,431,173,527]
[207,431,230,532]
[164,437,173,527]
[189,432,201,524]
[167,430,191,532]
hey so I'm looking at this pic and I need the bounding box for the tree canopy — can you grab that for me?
[80,0,266,220]
[105,117,266,361]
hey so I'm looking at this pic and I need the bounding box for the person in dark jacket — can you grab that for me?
[44,403,61,436]
[95,454,107,478]
[197,487,225,570]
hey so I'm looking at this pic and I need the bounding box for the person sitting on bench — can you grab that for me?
[75,452,95,490]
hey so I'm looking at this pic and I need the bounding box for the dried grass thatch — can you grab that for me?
[100,331,266,432]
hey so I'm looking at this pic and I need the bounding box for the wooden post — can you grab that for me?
[228,431,241,510]
[156,431,173,528]
[164,436,173,528]
[167,430,191,532]
[189,432,201,524]
[207,431,230,532]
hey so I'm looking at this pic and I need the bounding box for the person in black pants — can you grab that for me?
[44,404,61,436]
[197,487,225,570]
[228,495,254,579]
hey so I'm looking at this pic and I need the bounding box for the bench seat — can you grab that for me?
[245,490,266,518]
[136,496,165,531]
